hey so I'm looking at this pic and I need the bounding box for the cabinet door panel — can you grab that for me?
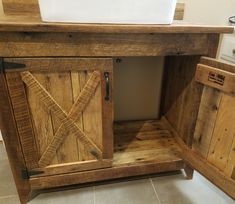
[4,58,113,177]
[192,57,235,199]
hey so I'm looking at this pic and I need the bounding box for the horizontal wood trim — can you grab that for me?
[195,64,235,95]
[0,33,213,57]
[31,159,112,178]
[163,117,235,200]
[4,58,113,72]
[200,57,235,73]
[29,160,184,190]
[0,15,232,34]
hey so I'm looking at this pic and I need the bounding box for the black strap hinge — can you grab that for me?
[21,169,44,180]
[4,62,26,70]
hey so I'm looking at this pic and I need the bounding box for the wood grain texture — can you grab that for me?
[101,71,114,159]
[21,71,102,164]
[0,60,31,204]
[225,135,235,178]
[193,86,222,157]
[163,117,235,200]
[30,159,112,178]
[4,58,113,72]
[26,73,59,165]
[0,15,232,34]
[207,94,235,172]
[184,164,194,179]
[30,119,184,190]
[46,72,79,165]
[195,64,235,95]
[162,56,203,145]
[0,33,218,57]
[5,72,39,169]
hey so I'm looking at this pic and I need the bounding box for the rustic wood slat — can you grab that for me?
[31,159,112,178]
[0,33,216,57]
[5,72,39,169]
[193,86,222,157]
[162,117,235,200]
[26,73,58,165]
[4,58,113,72]
[37,71,101,167]
[225,135,235,178]
[20,71,102,167]
[207,94,235,172]
[30,118,184,190]
[46,72,79,164]
[195,64,235,95]
[162,56,203,145]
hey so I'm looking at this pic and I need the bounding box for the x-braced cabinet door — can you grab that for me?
[4,58,113,178]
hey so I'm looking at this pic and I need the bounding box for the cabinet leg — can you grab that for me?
[184,164,194,180]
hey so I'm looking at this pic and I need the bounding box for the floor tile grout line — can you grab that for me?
[149,178,162,204]
[0,195,18,199]
[93,186,96,204]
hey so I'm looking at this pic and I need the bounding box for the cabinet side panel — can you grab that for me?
[162,56,203,145]
[0,65,31,203]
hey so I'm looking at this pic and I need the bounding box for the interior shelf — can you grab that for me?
[113,118,183,167]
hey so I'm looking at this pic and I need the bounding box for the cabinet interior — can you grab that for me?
[112,55,201,168]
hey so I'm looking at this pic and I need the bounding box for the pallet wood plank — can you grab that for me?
[26,73,58,164]
[5,72,39,169]
[225,136,235,178]
[0,33,213,57]
[46,72,79,164]
[207,94,235,172]
[193,86,222,157]
[195,64,235,95]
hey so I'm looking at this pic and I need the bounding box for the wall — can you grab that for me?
[180,0,234,25]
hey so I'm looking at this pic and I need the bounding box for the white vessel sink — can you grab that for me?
[38,0,177,24]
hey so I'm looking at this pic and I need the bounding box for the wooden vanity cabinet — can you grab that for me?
[3,57,114,177]
[0,20,234,203]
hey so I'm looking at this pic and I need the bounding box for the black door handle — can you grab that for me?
[104,72,110,101]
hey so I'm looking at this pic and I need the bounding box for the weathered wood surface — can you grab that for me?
[196,64,235,95]
[5,72,39,169]
[193,86,222,157]
[0,60,32,204]
[0,12,233,33]
[4,58,113,179]
[0,33,219,57]
[163,117,235,200]
[162,56,203,145]
[30,119,184,189]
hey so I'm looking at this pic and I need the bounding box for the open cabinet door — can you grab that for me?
[4,58,113,178]
[183,57,235,199]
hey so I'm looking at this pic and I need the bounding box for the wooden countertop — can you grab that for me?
[0,15,233,34]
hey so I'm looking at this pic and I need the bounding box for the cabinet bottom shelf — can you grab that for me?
[113,118,183,167]
[30,118,185,190]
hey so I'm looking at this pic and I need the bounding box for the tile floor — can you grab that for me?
[0,143,234,204]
